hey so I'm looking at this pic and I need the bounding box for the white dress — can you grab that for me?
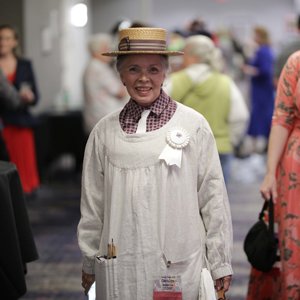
[78,103,233,300]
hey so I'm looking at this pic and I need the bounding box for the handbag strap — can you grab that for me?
[258,197,274,234]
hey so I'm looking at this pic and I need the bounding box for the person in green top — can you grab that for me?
[165,35,249,183]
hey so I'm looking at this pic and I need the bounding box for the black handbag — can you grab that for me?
[243,197,279,272]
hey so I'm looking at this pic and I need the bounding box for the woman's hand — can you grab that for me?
[242,64,259,76]
[215,275,232,293]
[19,83,35,104]
[19,88,35,103]
[260,172,277,201]
[81,270,95,295]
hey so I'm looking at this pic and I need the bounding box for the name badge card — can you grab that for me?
[153,275,182,300]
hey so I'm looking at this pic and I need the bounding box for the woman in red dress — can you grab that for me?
[0,24,40,195]
[247,51,300,299]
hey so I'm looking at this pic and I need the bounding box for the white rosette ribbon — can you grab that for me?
[159,127,190,168]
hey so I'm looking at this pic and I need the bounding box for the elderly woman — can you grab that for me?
[166,35,248,183]
[83,33,127,134]
[242,26,275,154]
[77,27,233,300]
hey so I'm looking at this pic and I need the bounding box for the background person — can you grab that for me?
[0,24,40,196]
[82,33,127,134]
[78,27,233,299]
[248,50,300,300]
[166,35,249,183]
[241,26,275,155]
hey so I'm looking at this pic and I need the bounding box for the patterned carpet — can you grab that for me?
[20,154,266,300]
[20,173,83,300]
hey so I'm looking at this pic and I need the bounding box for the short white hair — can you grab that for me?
[185,35,223,71]
[87,33,112,54]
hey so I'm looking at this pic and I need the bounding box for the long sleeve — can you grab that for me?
[197,120,233,280]
[1,59,40,127]
[251,46,273,79]
[15,59,39,105]
[77,127,105,274]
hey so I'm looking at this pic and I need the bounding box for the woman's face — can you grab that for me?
[119,54,167,107]
[0,28,17,56]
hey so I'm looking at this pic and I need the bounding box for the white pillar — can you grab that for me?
[57,0,91,110]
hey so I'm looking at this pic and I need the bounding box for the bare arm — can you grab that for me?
[260,125,289,200]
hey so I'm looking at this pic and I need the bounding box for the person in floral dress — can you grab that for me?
[248,50,300,299]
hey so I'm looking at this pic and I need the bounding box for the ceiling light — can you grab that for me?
[70,3,88,27]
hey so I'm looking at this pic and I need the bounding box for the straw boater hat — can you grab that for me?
[102,27,183,56]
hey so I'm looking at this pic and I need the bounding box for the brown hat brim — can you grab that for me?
[102,50,183,56]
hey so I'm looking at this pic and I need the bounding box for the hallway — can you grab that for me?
[20,154,266,300]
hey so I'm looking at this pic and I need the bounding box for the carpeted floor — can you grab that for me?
[20,173,83,300]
